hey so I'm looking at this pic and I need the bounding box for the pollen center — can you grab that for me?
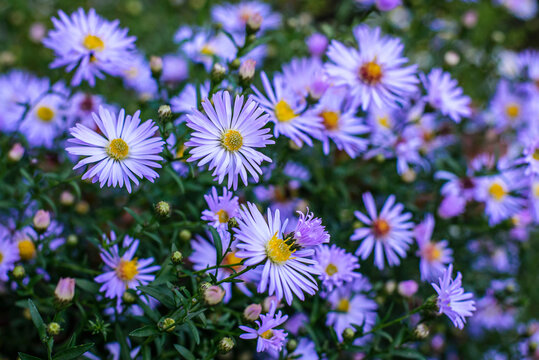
[106,138,129,161]
[222,129,243,152]
[534,183,539,198]
[336,298,350,312]
[532,148,539,161]
[261,329,273,339]
[18,239,36,261]
[83,34,105,51]
[488,183,506,201]
[222,251,243,272]
[216,209,230,223]
[373,219,391,237]
[201,44,214,56]
[359,61,383,85]
[116,259,139,281]
[0,251,4,263]
[266,233,295,264]
[423,243,442,262]
[320,111,339,130]
[36,106,55,122]
[377,116,390,128]
[326,263,338,276]
[505,103,520,118]
[274,100,296,122]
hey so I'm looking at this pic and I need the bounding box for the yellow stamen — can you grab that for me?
[83,34,105,51]
[372,219,390,237]
[36,106,55,122]
[534,183,539,198]
[336,298,350,312]
[216,209,230,223]
[200,44,214,56]
[320,111,339,130]
[116,259,139,281]
[488,182,506,201]
[261,329,273,339]
[377,116,390,129]
[176,145,186,159]
[18,239,36,261]
[325,263,338,276]
[106,138,129,161]
[0,251,4,263]
[359,61,383,84]
[533,148,539,161]
[423,243,442,262]
[505,103,520,118]
[222,251,243,272]
[266,233,295,264]
[274,100,296,122]
[221,129,243,152]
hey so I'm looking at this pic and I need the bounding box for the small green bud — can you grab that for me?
[160,317,176,332]
[228,217,239,232]
[158,105,172,121]
[149,56,163,75]
[12,265,25,279]
[342,328,355,343]
[122,291,136,304]
[67,234,78,246]
[413,323,430,339]
[211,63,226,83]
[199,282,211,294]
[154,201,171,218]
[47,322,61,336]
[218,336,235,354]
[171,251,183,264]
[229,58,241,70]
[286,339,298,353]
[179,229,191,242]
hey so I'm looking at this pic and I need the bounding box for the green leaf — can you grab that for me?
[129,325,160,337]
[185,319,200,344]
[391,349,426,359]
[209,227,223,269]
[123,207,144,224]
[52,343,94,360]
[174,345,195,360]
[137,284,175,308]
[20,168,34,185]
[75,278,99,293]
[166,166,185,194]
[18,353,42,360]
[27,299,46,340]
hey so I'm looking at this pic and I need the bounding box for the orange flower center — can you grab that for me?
[222,251,243,272]
[18,239,36,261]
[423,243,442,262]
[372,219,390,237]
[505,103,520,118]
[488,182,506,201]
[221,129,243,152]
[116,259,139,281]
[533,148,539,161]
[261,329,273,339]
[320,111,339,130]
[106,138,129,161]
[266,233,294,264]
[216,209,230,223]
[359,61,383,85]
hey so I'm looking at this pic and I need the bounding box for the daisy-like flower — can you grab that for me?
[325,25,418,110]
[185,91,274,190]
[310,87,369,158]
[66,92,108,129]
[211,1,281,36]
[489,80,528,130]
[0,230,20,281]
[66,106,164,193]
[201,187,240,235]
[281,57,330,101]
[234,202,320,305]
[170,82,210,124]
[351,192,414,270]
[43,8,136,86]
[521,139,539,175]
[292,210,330,247]
[239,301,288,353]
[314,244,360,291]
[94,232,160,309]
[421,68,471,123]
[414,214,453,281]
[252,72,323,147]
[326,280,378,342]
[431,264,476,329]
[120,52,158,100]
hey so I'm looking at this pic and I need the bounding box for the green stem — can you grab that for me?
[214,264,258,286]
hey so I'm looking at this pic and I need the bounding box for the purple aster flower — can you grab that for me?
[293,209,330,247]
[314,244,360,291]
[170,82,210,124]
[530,179,539,222]
[325,25,418,110]
[431,264,476,329]
[185,91,274,190]
[489,80,528,130]
[421,68,471,123]
[351,192,414,270]
[94,231,160,310]
[438,195,466,219]
[326,279,378,342]
[252,71,323,147]
[160,54,189,85]
[66,106,164,193]
[239,301,288,353]
[120,52,158,100]
[287,338,318,359]
[471,292,516,333]
[234,203,320,305]
[310,86,369,158]
[435,170,477,201]
[521,139,539,175]
[201,186,240,234]
[211,1,281,37]
[414,214,453,281]
[0,230,19,281]
[281,57,330,101]
[43,8,136,86]
[66,92,109,129]
[499,0,537,20]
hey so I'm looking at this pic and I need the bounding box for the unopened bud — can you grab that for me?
[239,59,256,86]
[67,234,78,246]
[122,291,136,304]
[179,229,191,242]
[154,201,171,218]
[211,63,226,83]
[243,303,262,321]
[401,168,416,183]
[246,13,262,34]
[199,282,211,294]
[60,191,75,206]
[55,278,75,303]
[171,251,183,264]
[33,210,50,233]
[160,317,176,332]
[262,296,280,313]
[47,322,61,336]
[286,339,298,353]
[75,201,90,214]
[204,285,225,305]
[228,217,239,232]
[385,280,396,294]
[150,56,163,75]
[230,58,241,70]
[218,337,235,354]
[13,265,25,279]
[8,143,24,162]
[342,328,355,343]
[414,323,430,339]
[158,105,172,121]
[398,280,418,298]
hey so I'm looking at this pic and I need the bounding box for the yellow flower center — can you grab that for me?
[423,243,442,262]
[336,298,350,312]
[216,209,230,223]
[36,106,55,122]
[320,111,339,130]
[116,259,139,281]
[261,329,273,339]
[359,61,383,85]
[377,116,390,128]
[274,100,296,122]
[200,44,214,56]
[325,263,338,276]
[532,148,539,161]
[221,129,243,152]
[0,251,4,263]
[106,138,129,161]
[488,182,506,201]
[222,251,243,272]
[176,145,186,159]
[373,219,391,237]
[534,183,539,198]
[505,103,520,118]
[266,233,295,265]
[83,34,105,51]
[18,239,36,261]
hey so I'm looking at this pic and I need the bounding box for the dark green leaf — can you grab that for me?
[138,284,175,308]
[123,207,144,224]
[18,353,42,360]
[27,299,46,339]
[174,345,195,360]
[129,325,160,337]
[52,343,94,360]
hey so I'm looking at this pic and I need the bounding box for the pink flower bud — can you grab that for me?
[398,280,418,297]
[306,33,328,57]
[204,285,225,305]
[262,296,281,312]
[29,22,46,43]
[239,59,256,82]
[243,303,262,321]
[33,210,51,232]
[55,278,75,303]
[247,13,263,33]
[8,143,24,162]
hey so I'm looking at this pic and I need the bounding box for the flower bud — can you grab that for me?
[60,191,75,206]
[385,280,396,294]
[218,337,235,354]
[122,291,136,304]
[8,143,24,162]
[171,251,183,264]
[262,296,280,313]
[401,168,416,183]
[75,200,90,214]
[29,22,46,43]
[33,210,50,233]
[230,58,241,70]
[158,105,172,122]
[413,323,430,339]
[154,201,171,218]
[342,328,355,343]
[13,265,25,279]
[55,278,75,303]
[204,285,225,305]
[239,59,256,87]
[286,339,298,353]
[150,56,163,75]
[227,217,239,233]
[179,229,191,242]
[160,317,176,332]
[398,280,418,298]
[47,322,61,336]
[246,13,262,34]
[199,281,211,294]
[306,33,328,57]
[243,303,262,321]
[211,63,226,83]
[67,234,78,246]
